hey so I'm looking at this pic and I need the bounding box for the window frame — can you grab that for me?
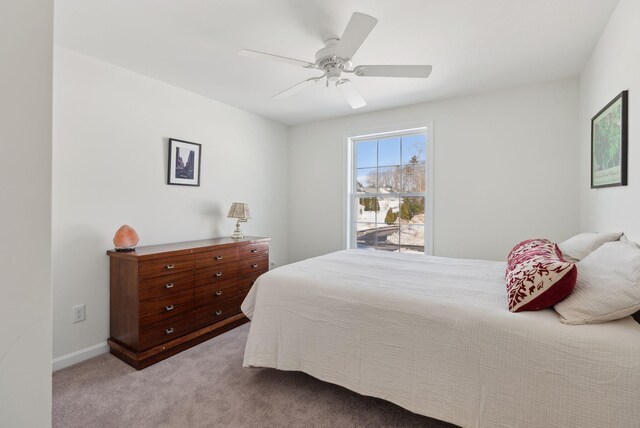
[346,126,433,255]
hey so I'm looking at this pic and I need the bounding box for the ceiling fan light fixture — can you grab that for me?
[327,68,342,82]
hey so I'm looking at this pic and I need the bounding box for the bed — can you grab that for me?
[241,250,640,428]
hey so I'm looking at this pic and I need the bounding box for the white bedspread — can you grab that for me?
[241,250,640,428]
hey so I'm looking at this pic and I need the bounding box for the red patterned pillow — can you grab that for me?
[506,239,577,312]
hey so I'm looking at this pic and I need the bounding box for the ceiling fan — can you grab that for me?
[239,12,432,109]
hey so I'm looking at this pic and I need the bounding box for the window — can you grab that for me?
[348,129,431,254]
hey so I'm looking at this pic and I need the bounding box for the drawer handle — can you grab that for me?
[165,328,174,335]
[165,305,174,312]
[165,283,174,289]
[252,264,258,268]
[215,272,222,277]
[250,249,258,253]
[215,291,223,296]
[215,310,223,316]
[165,264,175,270]
[214,255,223,260]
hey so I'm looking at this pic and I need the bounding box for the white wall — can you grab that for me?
[52,47,289,365]
[0,0,53,425]
[579,0,640,239]
[288,79,579,262]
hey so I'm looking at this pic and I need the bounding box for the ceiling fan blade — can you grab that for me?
[334,12,378,60]
[355,65,433,78]
[272,78,318,100]
[239,49,315,68]
[337,80,366,109]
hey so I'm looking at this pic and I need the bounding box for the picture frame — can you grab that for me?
[167,138,201,186]
[591,90,628,189]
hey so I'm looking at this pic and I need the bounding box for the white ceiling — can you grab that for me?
[55,0,619,125]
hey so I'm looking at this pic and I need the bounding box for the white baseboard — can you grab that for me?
[52,342,109,371]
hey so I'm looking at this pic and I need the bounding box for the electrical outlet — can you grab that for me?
[73,304,86,323]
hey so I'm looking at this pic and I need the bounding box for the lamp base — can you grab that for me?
[231,220,244,240]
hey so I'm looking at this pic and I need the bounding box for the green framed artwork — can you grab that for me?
[591,90,628,188]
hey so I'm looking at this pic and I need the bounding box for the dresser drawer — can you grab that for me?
[139,270,194,301]
[139,254,195,278]
[239,256,269,277]
[139,312,194,350]
[238,271,266,294]
[240,242,269,259]
[139,289,194,327]
[195,279,238,308]
[195,298,240,329]
[196,247,239,268]
[195,263,238,286]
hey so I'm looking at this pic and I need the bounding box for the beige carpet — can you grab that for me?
[53,324,457,427]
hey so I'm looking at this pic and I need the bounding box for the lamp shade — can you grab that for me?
[227,202,250,220]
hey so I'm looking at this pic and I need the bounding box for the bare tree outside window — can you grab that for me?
[352,132,428,254]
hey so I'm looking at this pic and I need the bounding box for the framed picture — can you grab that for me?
[168,138,201,186]
[591,90,628,188]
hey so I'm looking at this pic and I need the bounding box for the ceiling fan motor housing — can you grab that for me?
[315,38,339,61]
[315,38,352,77]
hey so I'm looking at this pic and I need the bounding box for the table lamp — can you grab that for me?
[227,202,250,240]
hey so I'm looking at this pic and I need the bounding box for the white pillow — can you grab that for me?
[620,234,640,249]
[554,241,640,325]
[557,232,623,262]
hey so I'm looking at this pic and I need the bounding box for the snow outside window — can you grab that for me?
[350,130,429,254]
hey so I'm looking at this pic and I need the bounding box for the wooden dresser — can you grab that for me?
[107,236,270,369]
